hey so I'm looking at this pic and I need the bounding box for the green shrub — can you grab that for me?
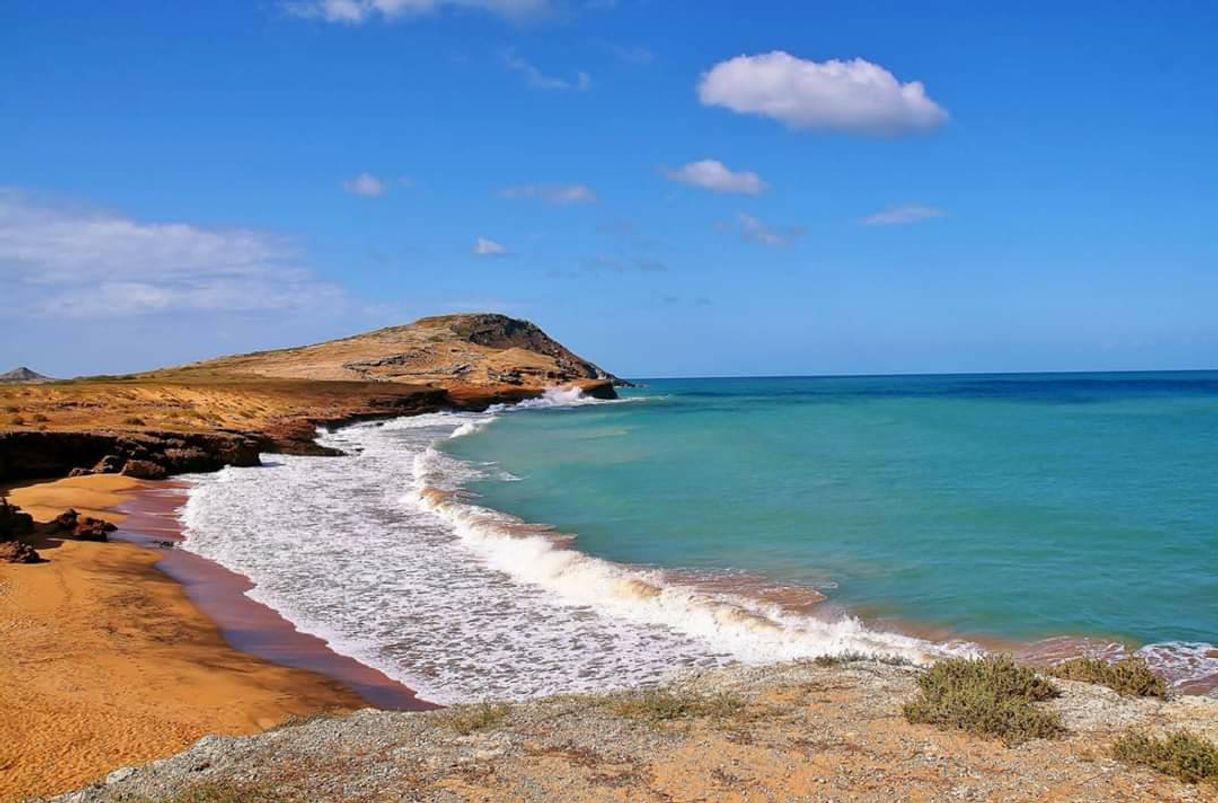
[1112,730,1218,783]
[903,655,1064,745]
[1046,656,1168,698]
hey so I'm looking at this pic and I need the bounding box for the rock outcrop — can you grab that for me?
[48,509,117,542]
[0,497,40,562]
[51,659,1218,803]
[0,430,264,483]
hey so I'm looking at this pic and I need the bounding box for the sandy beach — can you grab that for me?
[0,475,412,800]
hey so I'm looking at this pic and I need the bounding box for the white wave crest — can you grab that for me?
[411,444,961,667]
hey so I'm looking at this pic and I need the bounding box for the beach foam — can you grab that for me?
[178,393,959,703]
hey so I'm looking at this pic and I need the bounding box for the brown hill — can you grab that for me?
[159,313,621,390]
[0,314,622,482]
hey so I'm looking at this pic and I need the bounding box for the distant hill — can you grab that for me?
[0,367,51,384]
[160,313,622,390]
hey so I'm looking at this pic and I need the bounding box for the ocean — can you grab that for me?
[179,371,1218,703]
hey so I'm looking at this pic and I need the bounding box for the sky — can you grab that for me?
[2,0,1216,379]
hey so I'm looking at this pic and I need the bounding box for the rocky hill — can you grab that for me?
[162,314,622,390]
[0,314,621,482]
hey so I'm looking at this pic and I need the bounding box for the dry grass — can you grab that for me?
[116,782,285,802]
[602,688,745,724]
[439,701,511,735]
[903,655,1064,745]
[1112,730,1218,784]
[1046,656,1168,698]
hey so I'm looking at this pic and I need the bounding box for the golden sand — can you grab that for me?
[0,475,365,800]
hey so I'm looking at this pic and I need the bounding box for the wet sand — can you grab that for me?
[0,474,429,800]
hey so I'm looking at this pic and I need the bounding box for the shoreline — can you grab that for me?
[114,480,436,712]
[0,475,425,801]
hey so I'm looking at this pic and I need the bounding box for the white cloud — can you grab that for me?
[343,172,388,197]
[499,183,597,205]
[504,50,591,91]
[0,190,343,317]
[698,52,948,136]
[860,204,945,225]
[735,212,803,247]
[285,0,549,24]
[472,236,509,256]
[665,159,766,195]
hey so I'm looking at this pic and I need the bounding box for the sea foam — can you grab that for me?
[178,391,955,704]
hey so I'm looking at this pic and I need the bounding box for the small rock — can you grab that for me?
[105,766,138,785]
[121,459,167,480]
[73,516,117,542]
[91,454,124,474]
[0,539,42,563]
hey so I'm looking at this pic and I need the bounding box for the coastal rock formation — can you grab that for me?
[0,539,41,563]
[0,430,264,483]
[0,498,40,562]
[49,509,118,542]
[165,313,623,390]
[0,498,34,538]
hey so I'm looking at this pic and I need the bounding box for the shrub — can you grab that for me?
[7,415,25,426]
[814,651,913,668]
[903,655,1064,745]
[440,701,510,735]
[1112,729,1218,783]
[604,689,744,723]
[1046,656,1168,698]
[31,413,49,422]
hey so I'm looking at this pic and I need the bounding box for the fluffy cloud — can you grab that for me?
[499,183,597,205]
[698,52,948,136]
[343,172,388,197]
[285,0,549,24]
[504,50,591,91]
[0,190,343,317]
[735,212,803,247]
[665,159,766,195]
[860,204,945,225]
[472,236,509,256]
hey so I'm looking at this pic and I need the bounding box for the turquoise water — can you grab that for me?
[446,372,1218,658]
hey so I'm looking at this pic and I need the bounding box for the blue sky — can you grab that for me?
[2,0,1215,378]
